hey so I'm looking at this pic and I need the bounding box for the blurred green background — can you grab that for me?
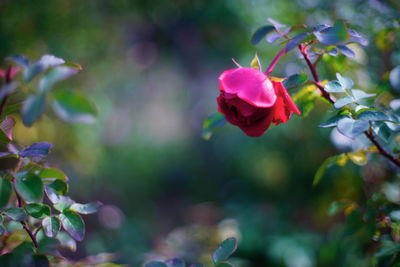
[1,0,399,266]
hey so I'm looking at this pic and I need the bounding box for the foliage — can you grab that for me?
[0,55,106,265]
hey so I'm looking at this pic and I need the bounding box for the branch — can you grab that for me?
[365,130,400,168]
[298,45,334,103]
[298,45,400,168]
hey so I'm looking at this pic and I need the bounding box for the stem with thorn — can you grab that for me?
[297,45,400,168]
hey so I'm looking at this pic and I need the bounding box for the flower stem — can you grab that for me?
[265,47,287,75]
[298,45,400,168]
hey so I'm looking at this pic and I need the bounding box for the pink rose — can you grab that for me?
[217,67,301,137]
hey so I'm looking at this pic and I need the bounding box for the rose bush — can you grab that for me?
[217,67,300,137]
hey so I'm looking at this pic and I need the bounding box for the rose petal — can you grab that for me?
[219,68,277,108]
[237,109,275,137]
[271,81,301,125]
[224,98,259,117]
[217,95,274,137]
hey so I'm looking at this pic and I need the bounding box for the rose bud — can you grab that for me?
[217,67,300,137]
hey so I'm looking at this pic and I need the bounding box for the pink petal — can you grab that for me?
[217,95,274,137]
[237,109,275,137]
[219,68,276,108]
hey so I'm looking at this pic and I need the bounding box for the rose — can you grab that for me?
[217,67,300,137]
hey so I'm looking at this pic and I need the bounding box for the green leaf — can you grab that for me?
[337,118,369,139]
[0,129,11,143]
[47,180,68,195]
[53,196,74,211]
[336,73,354,89]
[212,237,238,263]
[292,84,321,117]
[39,168,68,182]
[24,63,45,83]
[21,94,46,127]
[250,53,262,71]
[52,90,97,124]
[351,89,375,101]
[324,80,345,93]
[202,112,226,140]
[19,142,52,158]
[313,154,347,186]
[145,262,168,267]
[0,82,18,102]
[337,45,355,58]
[375,241,400,258]
[283,72,308,89]
[39,66,79,93]
[25,203,50,219]
[348,29,368,46]
[372,121,391,143]
[23,54,65,83]
[42,217,61,238]
[3,103,22,116]
[14,172,43,203]
[319,114,350,128]
[59,209,85,241]
[0,178,12,210]
[357,109,390,121]
[4,207,26,221]
[286,32,310,51]
[70,201,102,214]
[6,55,29,68]
[334,96,355,109]
[56,231,76,251]
[251,25,275,45]
[314,21,349,45]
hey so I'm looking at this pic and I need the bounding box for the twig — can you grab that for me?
[20,221,39,249]
[298,44,334,103]
[297,45,400,168]
[365,130,400,167]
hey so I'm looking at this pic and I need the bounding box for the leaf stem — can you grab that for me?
[265,47,287,75]
[298,45,400,168]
